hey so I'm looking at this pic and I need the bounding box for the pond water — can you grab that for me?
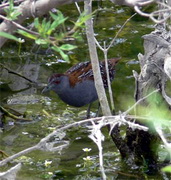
[0,2,168,180]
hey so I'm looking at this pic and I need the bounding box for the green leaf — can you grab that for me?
[51,46,60,52]
[0,32,21,42]
[35,39,48,45]
[50,11,65,21]
[162,165,171,173]
[44,21,51,33]
[59,44,77,51]
[4,0,21,20]
[49,12,68,27]
[17,30,37,40]
[75,11,93,27]
[34,18,40,29]
[73,33,82,41]
[52,46,69,62]
[10,11,21,20]
[54,32,65,41]
[59,50,69,62]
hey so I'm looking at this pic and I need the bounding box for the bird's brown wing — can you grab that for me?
[65,61,94,87]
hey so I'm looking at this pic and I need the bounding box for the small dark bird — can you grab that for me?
[42,58,120,117]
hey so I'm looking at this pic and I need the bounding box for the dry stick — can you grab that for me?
[86,12,138,178]
[75,2,81,14]
[0,145,39,167]
[89,118,106,180]
[95,13,137,61]
[0,114,148,166]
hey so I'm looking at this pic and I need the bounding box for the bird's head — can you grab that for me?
[42,74,67,93]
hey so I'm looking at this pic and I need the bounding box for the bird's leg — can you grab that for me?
[86,103,92,119]
[86,102,101,118]
[95,102,101,117]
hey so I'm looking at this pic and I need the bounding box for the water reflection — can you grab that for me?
[0,2,160,180]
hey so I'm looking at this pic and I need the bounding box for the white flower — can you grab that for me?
[76,164,81,167]
[82,148,92,152]
[83,156,92,161]
[44,160,52,167]
[18,38,25,43]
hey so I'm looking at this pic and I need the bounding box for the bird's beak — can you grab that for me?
[42,84,51,94]
[42,83,55,94]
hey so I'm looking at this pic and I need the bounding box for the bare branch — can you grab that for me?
[94,13,136,112]
[154,124,171,159]
[124,88,160,115]
[110,0,154,7]
[107,13,137,51]
[84,0,112,116]
[0,113,149,167]
[0,163,22,180]
[134,1,171,24]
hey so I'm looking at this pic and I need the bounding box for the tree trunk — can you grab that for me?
[123,24,170,169]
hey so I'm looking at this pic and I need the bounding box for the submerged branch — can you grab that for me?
[0,106,32,121]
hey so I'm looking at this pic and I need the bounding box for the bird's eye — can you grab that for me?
[51,77,60,84]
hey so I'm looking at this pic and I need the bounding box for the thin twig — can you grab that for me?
[0,15,40,36]
[124,89,160,115]
[134,1,171,23]
[106,13,137,51]
[94,13,137,113]
[154,125,171,159]
[103,43,115,111]
[75,2,82,15]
